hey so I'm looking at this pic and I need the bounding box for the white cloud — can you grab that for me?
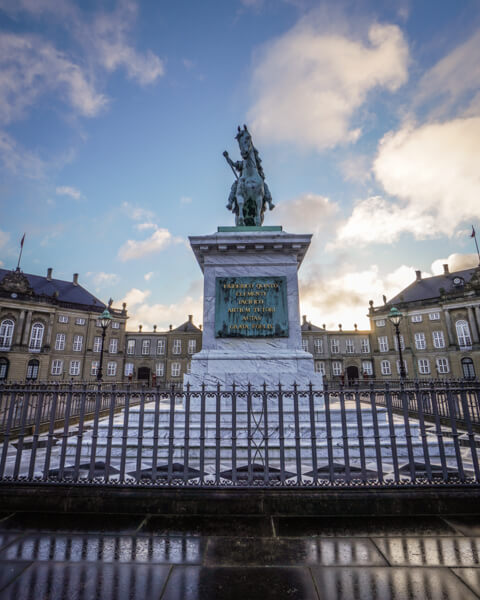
[332,195,435,248]
[272,193,339,233]
[180,196,192,205]
[118,228,184,261]
[415,30,480,118]
[374,117,480,235]
[339,154,372,184]
[89,2,164,86]
[144,271,154,281]
[0,229,11,249]
[0,130,46,178]
[121,202,156,222]
[120,286,202,331]
[300,263,419,330]
[431,253,479,275]
[0,32,107,124]
[136,222,157,231]
[248,19,408,150]
[56,185,82,200]
[86,271,119,286]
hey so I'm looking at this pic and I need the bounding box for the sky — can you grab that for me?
[1,0,480,332]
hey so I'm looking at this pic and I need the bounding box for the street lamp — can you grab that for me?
[388,306,406,379]
[97,308,112,381]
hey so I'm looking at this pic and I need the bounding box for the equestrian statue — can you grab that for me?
[223,125,275,226]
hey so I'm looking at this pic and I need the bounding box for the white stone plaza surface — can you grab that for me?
[184,229,323,390]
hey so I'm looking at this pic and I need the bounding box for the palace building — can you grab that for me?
[2,263,480,383]
[0,267,127,382]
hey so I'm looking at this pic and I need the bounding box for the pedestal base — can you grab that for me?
[184,349,323,390]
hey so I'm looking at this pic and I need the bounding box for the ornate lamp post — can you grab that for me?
[97,308,112,381]
[388,306,406,379]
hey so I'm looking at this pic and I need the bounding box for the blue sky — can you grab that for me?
[1,0,480,330]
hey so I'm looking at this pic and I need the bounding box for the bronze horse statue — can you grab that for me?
[224,125,274,226]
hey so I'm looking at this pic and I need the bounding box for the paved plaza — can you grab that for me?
[0,511,480,598]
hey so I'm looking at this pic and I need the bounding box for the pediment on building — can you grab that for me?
[0,269,34,296]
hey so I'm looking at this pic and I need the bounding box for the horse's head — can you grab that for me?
[235,125,252,160]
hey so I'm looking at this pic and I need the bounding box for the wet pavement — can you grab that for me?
[0,511,479,598]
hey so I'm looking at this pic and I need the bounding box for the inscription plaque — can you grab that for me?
[215,276,288,338]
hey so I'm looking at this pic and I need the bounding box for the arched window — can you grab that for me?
[26,359,39,380]
[456,320,472,348]
[0,319,14,350]
[0,357,9,380]
[29,322,44,351]
[461,357,476,380]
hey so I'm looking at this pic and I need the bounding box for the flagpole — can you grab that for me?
[472,226,480,266]
[16,233,25,271]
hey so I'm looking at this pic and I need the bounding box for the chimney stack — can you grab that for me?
[302,315,307,325]
[354,323,358,331]
[73,273,79,286]
[47,267,53,281]
[416,270,422,281]
[199,324,202,330]
[188,315,193,323]
[443,264,449,275]
[139,325,142,332]
[153,325,157,332]
[169,324,172,331]
[338,323,342,331]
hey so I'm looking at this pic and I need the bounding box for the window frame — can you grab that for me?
[330,339,340,354]
[69,360,81,376]
[418,358,431,375]
[109,338,118,354]
[378,336,389,352]
[73,334,83,352]
[51,359,63,376]
[436,357,449,374]
[432,330,445,349]
[171,362,181,377]
[414,332,426,350]
[55,333,66,351]
[314,339,323,354]
[0,319,14,350]
[29,322,44,352]
[107,361,117,377]
[172,339,182,355]
[127,339,135,355]
[380,360,391,375]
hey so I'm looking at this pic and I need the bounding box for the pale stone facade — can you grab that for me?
[0,267,127,382]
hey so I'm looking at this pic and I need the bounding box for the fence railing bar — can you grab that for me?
[152,386,161,483]
[87,386,102,482]
[119,386,131,483]
[308,382,318,486]
[459,381,480,481]
[12,388,30,480]
[324,383,335,483]
[199,383,206,486]
[231,382,237,485]
[277,382,286,485]
[58,384,74,481]
[385,384,400,483]
[416,382,432,482]
[445,381,465,482]
[430,384,449,482]
[293,382,302,485]
[215,383,221,486]
[42,388,59,481]
[400,382,416,483]
[339,386,351,483]
[136,388,147,484]
[369,385,383,483]
[104,385,117,483]
[247,383,253,485]
[28,389,45,480]
[73,386,88,482]
[262,382,270,485]
[354,385,367,482]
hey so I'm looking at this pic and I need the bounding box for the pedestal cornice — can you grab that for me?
[189,230,312,273]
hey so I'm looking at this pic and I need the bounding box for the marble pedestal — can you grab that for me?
[183,228,323,391]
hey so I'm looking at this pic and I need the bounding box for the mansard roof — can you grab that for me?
[387,267,480,306]
[0,268,106,311]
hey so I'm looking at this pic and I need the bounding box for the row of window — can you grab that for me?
[0,319,122,353]
[376,312,441,327]
[303,338,370,354]
[58,314,121,328]
[126,338,197,356]
[314,357,451,377]
[378,320,472,351]
[50,359,118,376]
[124,362,184,377]
[54,334,119,354]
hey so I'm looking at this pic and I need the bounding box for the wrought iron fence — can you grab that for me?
[0,381,479,488]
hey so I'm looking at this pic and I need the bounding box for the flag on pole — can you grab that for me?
[471,226,476,238]
[20,233,25,247]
